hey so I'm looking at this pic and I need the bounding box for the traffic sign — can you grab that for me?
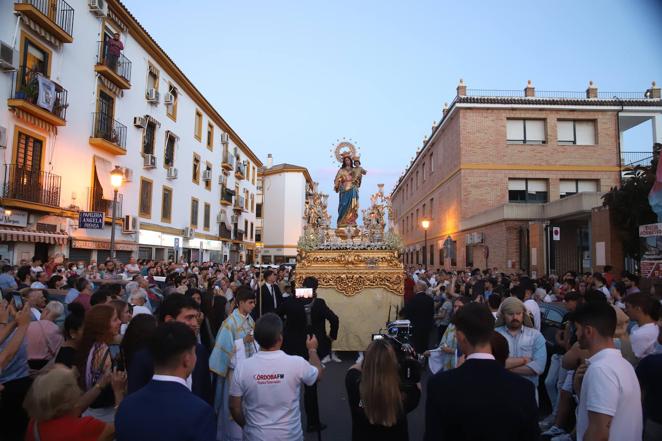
[552,227,560,241]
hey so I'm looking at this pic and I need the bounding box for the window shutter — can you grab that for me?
[577,180,598,192]
[575,121,596,145]
[557,121,574,143]
[507,119,524,142]
[527,179,547,193]
[525,120,545,143]
[559,180,577,195]
[508,179,526,191]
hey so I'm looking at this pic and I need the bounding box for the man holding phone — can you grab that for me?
[277,276,338,433]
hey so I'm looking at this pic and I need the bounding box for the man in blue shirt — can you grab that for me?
[0,265,17,294]
[495,297,546,402]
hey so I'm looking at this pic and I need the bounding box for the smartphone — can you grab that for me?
[12,294,23,310]
[295,288,313,299]
[372,334,384,341]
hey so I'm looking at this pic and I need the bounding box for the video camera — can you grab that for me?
[372,319,422,384]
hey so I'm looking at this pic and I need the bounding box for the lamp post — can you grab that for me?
[421,218,431,271]
[109,166,124,260]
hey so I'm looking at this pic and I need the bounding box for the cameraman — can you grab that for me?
[345,338,421,441]
[277,276,338,432]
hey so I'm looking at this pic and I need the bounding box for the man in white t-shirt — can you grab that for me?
[624,292,661,360]
[229,313,323,441]
[573,301,642,441]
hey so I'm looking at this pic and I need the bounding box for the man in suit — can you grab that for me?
[116,321,216,441]
[424,303,539,441]
[127,294,213,404]
[401,281,434,354]
[254,269,282,319]
[277,276,338,433]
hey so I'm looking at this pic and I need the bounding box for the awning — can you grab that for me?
[94,156,114,200]
[0,226,68,245]
[12,108,56,134]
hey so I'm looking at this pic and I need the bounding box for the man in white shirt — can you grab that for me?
[229,313,323,441]
[519,283,541,331]
[624,292,661,360]
[573,301,642,441]
[30,271,48,290]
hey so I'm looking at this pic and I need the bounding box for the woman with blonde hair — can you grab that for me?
[345,339,421,440]
[23,365,124,441]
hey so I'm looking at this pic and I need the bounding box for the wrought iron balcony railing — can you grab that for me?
[91,112,127,150]
[1,164,61,207]
[97,40,132,83]
[15,0,74,39]
[11,65,69,121]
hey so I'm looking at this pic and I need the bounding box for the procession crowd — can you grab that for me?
[0,254,660,441]
[400,265,661,441]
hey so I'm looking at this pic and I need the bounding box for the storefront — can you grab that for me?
[0,209,70,264]
[69,237,137,263]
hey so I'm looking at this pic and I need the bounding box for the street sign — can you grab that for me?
[78,212,104,229]
[639,223,662,237]
[552,227,561,241]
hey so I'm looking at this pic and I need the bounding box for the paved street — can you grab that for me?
[303,352,427,441]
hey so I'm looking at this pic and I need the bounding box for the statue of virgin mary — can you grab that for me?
[334,154,360,227]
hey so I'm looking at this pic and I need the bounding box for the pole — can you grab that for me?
[110,188,118,260]
[424,228,428,271]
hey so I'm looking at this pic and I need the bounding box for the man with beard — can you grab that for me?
[495,297,546,402]
[573,301,642,441]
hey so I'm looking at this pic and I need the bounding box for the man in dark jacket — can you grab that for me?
[253,269,283,319]
[424,303,539,441]
[277,276,339,433]
[127,294,213,404]
[401,281,434,354]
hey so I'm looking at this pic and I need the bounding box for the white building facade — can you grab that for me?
[0,0,260,264]
[256,161,313,264]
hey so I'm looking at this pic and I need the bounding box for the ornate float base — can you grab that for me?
[295,249,404,351]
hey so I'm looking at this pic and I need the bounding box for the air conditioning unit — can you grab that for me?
[133,116,146,128]
[0,41,17,71]
[220,133,229,144]
[143,154,156,169]
[218,175,225,185]
[88,0,107,17]
[202,170,212,181]
[163,93,174,105]
[122,167,133,182]
[145,88,159,103]
[122,215,137,233]
[183,227,194,239]
[216,213,224,223]
[231,215,238,224]
[166,167,178,179]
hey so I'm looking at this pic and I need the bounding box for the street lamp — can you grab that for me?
[421,218,431,271]
[109,166,124,260]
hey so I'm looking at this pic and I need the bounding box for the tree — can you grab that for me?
[602,153,658,261]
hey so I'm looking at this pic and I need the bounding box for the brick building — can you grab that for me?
[391,80,662,276]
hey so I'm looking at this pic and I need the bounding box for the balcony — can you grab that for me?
[1,164,61,208]
[90,188,123,219]
[233,195,246,212]
[621,151,654,170]
[234,230,244,242]
[219,223,232,240]
[94,40,132,89]
[222,148,235,171]
[235,162,246,180]
[220,187,234,206]
[89,112,127,155]
[14,0,74,44]
[8,66,68,126]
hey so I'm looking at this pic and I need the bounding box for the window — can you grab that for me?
[466,245,474,267]
[203,203,210,231]
[192,154,200,184]
[205,162,212,191]
[139,178,153,218]
[416,171,419,189]
[244,220,248,234]
[161,186,172,222]
[416,208,419,226]
[250,222,254,240]
[560,180,598,198]
[255,228,262,242]
[146,64,159,96]
[430,153,434,173]
[557,120,596,145]
[508,179,548,203]
[20,34,50,77]
[207,123,214,150]
[164,131,177,167]
[194,110,202,140]
[256,203,263,218]
[250,194,255,212]
[429,198,434,218]
[252,166,257,185]
[422,162,426,181]
[166,83,178,120]
[143,120,156,155]
[422,203,426,217]
[14,129,44,171]
[429,245,434,266]
[507,119,546,144]
[190,198,199,227]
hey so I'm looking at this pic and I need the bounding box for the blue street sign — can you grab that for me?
[78,212,104,229]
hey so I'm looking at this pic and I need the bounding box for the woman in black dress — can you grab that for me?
[345,339,421,441]
[54,302,85,368]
